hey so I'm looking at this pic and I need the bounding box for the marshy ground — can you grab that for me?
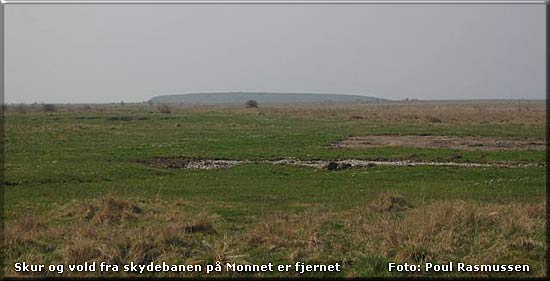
[4,101,546,277]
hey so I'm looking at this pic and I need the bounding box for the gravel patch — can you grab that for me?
[138,157,543,170]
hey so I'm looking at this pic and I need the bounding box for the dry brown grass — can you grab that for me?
[242,194,545,277]
[7,101,543,125]
[353,198,546,275]
[246,212,329,261]
[193,234,247,266]
[82,195,143,223]
[4,194,546,277]
[368,191,414,213]
[4,195,225,277]
[240,102,545,125]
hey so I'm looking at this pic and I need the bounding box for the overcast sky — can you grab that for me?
[5,3,546,103]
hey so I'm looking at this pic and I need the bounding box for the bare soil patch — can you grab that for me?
[328,135,545,151]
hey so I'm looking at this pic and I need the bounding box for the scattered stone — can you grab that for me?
[137,157,245,170]
[324,162,352,171]
[137,157,542,170]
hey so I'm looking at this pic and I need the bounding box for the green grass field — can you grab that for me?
[4,103,546,277]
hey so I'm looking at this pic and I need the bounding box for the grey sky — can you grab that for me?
[5,3,546,103]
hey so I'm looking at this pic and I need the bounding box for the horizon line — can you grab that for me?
[1,0,548,4]
[6,98,545,105]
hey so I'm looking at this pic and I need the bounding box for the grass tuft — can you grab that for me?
[369,192,413,213]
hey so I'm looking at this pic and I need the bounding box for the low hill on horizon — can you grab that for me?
[149,92,386,105]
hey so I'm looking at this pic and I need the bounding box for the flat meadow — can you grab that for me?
[3,101,546,277]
